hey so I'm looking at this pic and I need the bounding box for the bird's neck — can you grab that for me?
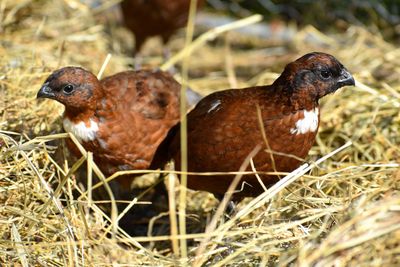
[64,107,96,124]
[62,108,99,143]
[272,76,318,111]
[289,87,319,110]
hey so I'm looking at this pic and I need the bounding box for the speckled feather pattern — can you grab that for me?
[38,69,182,191]
[83,71,180,176]
[167,88,319,197]
[152,52,354,199]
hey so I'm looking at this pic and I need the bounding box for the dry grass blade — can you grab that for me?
[11,223,29,267]
[292,193,400,267]
[177,0,199,262]
[161,14,263,71]
[193,145,262,267]
[167,163,180,258]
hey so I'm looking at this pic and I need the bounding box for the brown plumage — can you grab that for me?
[37,67,181,191]
[152,52,355,200]
[120,0,204,54]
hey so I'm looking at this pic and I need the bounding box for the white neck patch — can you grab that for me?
[290,108,319,135]
[63,118,99,142]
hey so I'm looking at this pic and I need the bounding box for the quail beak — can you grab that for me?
[337,68,355,87]
[37,83,55,99]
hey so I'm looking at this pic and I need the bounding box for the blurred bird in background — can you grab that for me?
[120,0,205,55]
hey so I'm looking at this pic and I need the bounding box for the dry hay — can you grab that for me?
[1,0,400,266]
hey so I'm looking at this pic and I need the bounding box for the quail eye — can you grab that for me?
[320,70,332,79]
[63,84,74,94]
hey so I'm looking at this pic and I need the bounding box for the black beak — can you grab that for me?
[337,68,355,87]
[37,83,55,99]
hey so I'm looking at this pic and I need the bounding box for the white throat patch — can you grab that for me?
[290,108,319,135]
[63,118,99,142]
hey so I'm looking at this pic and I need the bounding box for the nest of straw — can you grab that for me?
[1,0,400,266]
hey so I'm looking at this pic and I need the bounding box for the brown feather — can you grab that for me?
[38,68,181,192]
[152,52,355,200]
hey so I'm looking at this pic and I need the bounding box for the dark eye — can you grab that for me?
[63,84,74,94]
[320,70,332,79]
